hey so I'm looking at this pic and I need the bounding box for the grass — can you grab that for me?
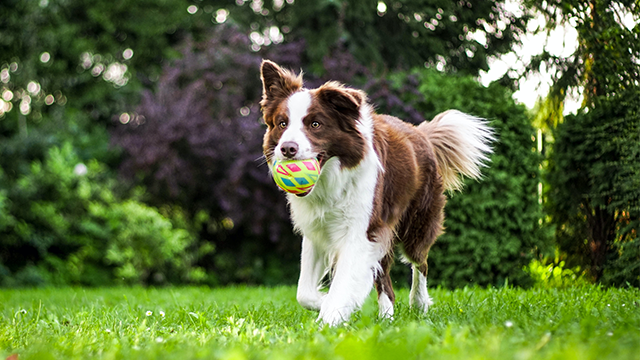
[1,285,638,359]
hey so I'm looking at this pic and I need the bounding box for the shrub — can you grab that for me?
[526,250,588,288]
[111,27,381,285]
[389,69,547,288]
[0,142,206,286]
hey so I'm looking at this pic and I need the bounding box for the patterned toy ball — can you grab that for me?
[271,158,320,195]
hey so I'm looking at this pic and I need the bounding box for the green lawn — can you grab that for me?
[1,285,638,359]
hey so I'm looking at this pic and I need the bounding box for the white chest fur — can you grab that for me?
[288,150,388,326]
[288,151,381,257]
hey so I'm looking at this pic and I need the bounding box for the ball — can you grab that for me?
[271,158,320,195]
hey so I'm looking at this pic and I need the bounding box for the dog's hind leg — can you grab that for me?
[400,188,446,314]
[375,253,395,319]
[409,262,433,312]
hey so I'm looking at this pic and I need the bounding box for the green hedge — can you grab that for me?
[389,69,547,288]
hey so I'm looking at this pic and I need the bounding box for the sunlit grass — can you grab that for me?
[1,285,638,359]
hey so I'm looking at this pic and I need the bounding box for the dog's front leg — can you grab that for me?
[318,237,380,326]
[296,236,326,311]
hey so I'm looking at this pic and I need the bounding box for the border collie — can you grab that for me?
[259,60,494,326]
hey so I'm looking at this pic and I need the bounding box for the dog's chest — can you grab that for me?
[288,156,380,246]
[290,195,354,244]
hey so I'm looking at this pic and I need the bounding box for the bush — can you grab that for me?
[0,142,207,286]
[388,69,547,288]
[526,250,588,288]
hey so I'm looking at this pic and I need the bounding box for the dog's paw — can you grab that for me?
[297,292,326,311]
[317,299,352,327]
[410,296,434,313]
[317,309,348,327]
[378,293,395,320]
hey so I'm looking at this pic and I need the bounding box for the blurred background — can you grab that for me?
[0,0,638,288]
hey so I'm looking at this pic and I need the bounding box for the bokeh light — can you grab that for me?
[215,9,228,23]
[2,89,13,101]
[40,52,51,63]
[19,96,31,115]
[123,48,134,60]
[27,81,41,95]
[119,113,131,124]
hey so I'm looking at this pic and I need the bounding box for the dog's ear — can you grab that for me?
[260,60,303,107]
[316,82,365,121]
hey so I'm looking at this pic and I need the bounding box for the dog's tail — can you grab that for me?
[417,110,495,192]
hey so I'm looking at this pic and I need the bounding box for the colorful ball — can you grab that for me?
[271,158,320,195]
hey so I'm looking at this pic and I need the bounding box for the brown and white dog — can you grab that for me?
[259,60,494,326]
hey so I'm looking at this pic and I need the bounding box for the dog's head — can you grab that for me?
[260,60,368,171]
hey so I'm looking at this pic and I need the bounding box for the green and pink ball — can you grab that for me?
[271,158,320,195]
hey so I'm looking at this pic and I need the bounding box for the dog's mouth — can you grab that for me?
[294,152,327,198]
[315,152,327,169]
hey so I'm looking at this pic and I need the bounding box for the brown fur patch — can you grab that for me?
[366,114,446,304]
[307,84,366,168]
[260,60,303,122]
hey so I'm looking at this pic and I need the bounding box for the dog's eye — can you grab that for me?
[310,121,321,129]
[279,121,287,129]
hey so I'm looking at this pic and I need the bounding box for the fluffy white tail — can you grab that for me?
[418,110,495,191]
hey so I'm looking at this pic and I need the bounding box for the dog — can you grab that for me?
[259,60,494,326]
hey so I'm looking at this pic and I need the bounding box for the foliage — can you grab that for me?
[0,0,197,201]
[0,0,191,125]
[0,142,206,286]
[546,91,640,284]
[525,0,640,123]
[524,0,640,287]
[109,25,430,285]
[526,250,588,288]
[386,68,546,288]
[0,0,222,287]
[602,230,640,287]
[0,0,572,288]
[1,286,639,359]
[207,0,532,75]
[111,25,298,285]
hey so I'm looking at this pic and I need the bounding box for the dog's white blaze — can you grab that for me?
[288,105,386,326]
[357,104,383,172]
[276,91,314,160]
[409,264,433,313]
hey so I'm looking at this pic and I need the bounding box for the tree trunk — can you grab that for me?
[587,205,616,281]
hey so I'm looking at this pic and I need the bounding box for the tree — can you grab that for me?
[547,93,640,284]
[526,0,640,283]
[0,0,195,190]
[199,0,532,75]
[0,0,194,133]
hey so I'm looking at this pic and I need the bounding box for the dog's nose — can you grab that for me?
[280,141,299,158]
